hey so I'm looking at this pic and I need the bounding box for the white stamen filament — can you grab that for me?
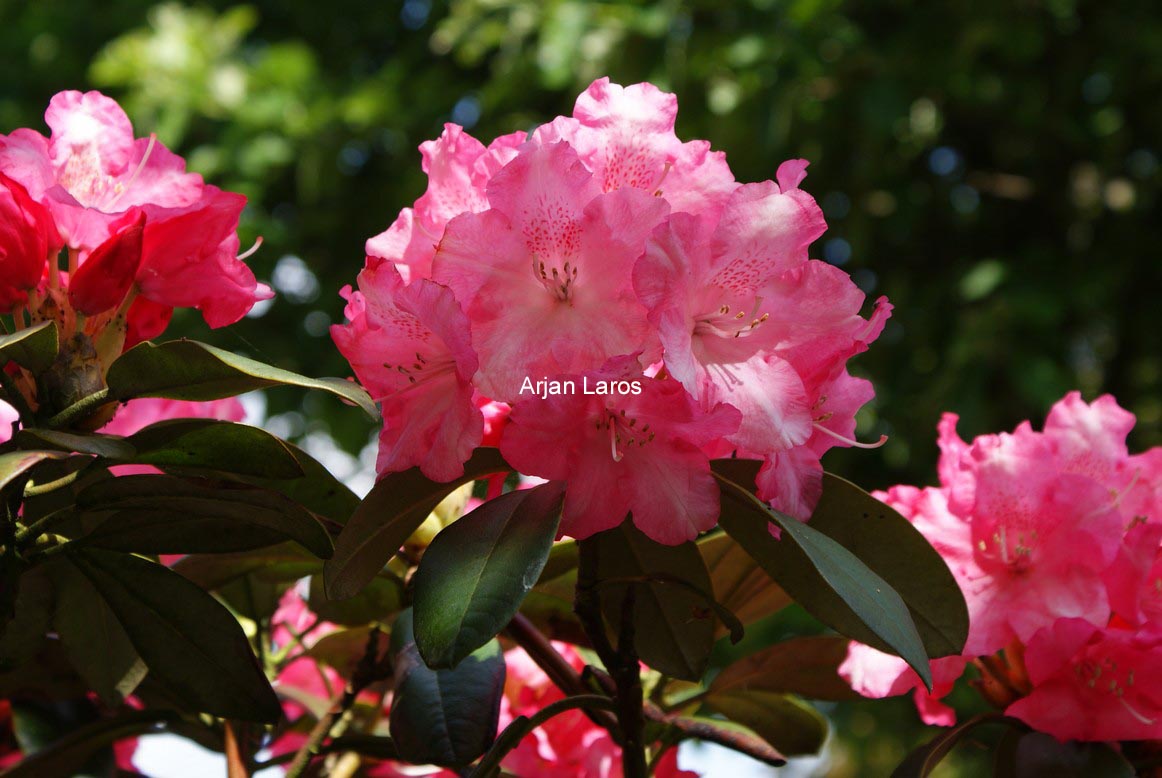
[105,133,158,210]
[811,422,888,449]
[237,236,264,261]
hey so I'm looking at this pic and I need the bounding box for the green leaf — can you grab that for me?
[0,709,177,778]
[325,447,510,600]
[64,546,281,722]
[592,522,716,681]
[0,450,68,493]
[413,482,564,669]
[308,573,403,627]
[713,461,933,690]
[0,567,52,672]
[389,609,505,768]
[892,713,1015,778]
[0,320,58,374]
[802,472,968,657]
[172,543,322,591]
[702,690,828,756]
[76,474,333,558]
[991,731,1134,778]
[105,338,378,419]
[709,636,860,701]
[698,531,791,639]
[522,566,588,645]
[49,559,146,706]
[122,418,304,478]
[233,438,360,524]
[15,428,136,459]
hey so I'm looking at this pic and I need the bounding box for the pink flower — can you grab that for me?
[0,400,16,445]
[432,140,670,401]
[1006,618,1162,741]
[0,173,58,311]
[941,414,1125,654]
[534,77,735,216]
[367,124,525,282]
[840,642,967,727]
[500,357,739,544]
[0,90,270,330]
[331,259,483,481]
[98,397,246,437]
[634,169,887,518]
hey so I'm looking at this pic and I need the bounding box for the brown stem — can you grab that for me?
[224,722,250,778]
[575,536,646,777]
[284,627,388,778]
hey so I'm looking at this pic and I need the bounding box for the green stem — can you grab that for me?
[14,507,74,545]
[469,695,618,778]
[46,387,110,429]
[23,470,81,498]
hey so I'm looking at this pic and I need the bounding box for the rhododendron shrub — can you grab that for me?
[842,391,1162,772]
[321,77,966,778]
[3,84,969,778]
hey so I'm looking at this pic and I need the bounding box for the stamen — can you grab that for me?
[237,236,264,261]
[811,422,888,449]
[106,133,158,209]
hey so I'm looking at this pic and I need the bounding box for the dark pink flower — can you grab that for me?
[1007,619,1162,741]
[500,357,739,544]
[0,173,57,311]
[332,259,482,481]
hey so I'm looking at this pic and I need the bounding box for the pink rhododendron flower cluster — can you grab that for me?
[841,391,1162,742]
[334,78,890,544]
[0,90,271,352]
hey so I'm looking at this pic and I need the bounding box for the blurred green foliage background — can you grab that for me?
[2,0,1159,773]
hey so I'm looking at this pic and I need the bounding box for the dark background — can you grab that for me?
[3,1,1158,772]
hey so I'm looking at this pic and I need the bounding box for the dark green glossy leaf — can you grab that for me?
[233,438,360,524]
[991,731,1134,778]
[709,636,860,701]
[0,450,67,493]
[413,482,564,668]
[0,567,52,672]
[172,543,322,590]
[0,320,58,375]
[805,472,967,657]
[308,573,403,626]
[76,474,333,558]
[325,447,510,600]
[15,428,135,459]
[893,713,1017,778]
[64,546,281,722]
[703,690,828,756]
[713,461,932,689]
[698,531,791,639]
[389,609,505,768]
[1,709,177,778]
[592,522,716,681]
[123,418,304,478]
[105,338,378,418]
[50,559,146,706]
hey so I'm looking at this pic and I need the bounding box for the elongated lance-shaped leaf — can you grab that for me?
[0,450,67,493]
[76,474,333,558]
[121,418,305,478]
[713,464,933,690]
[389,609,505,768]
[0,320,58,374]
[325,448,510,599]
[64,547,281,722]
[413,481,564,668]
[712,459,968,658]
[105,338,378,419]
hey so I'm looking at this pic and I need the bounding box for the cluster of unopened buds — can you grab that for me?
[333,77,891,544]
[0,90,270,419]
[841,391,1162,742]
